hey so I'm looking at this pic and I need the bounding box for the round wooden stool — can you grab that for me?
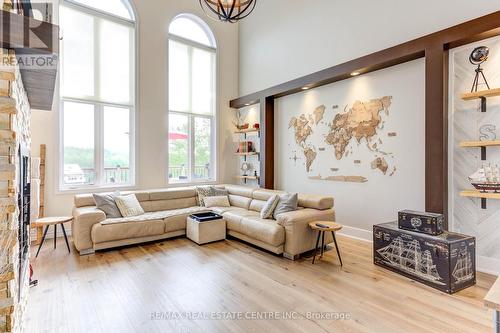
[33,216,72,257]
[308,221,343,265]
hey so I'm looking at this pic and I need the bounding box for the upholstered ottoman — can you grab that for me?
[186,213,226,245]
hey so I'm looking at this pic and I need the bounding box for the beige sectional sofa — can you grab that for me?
[72,184,335,259]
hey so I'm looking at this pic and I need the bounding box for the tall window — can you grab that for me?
[168,15,217,183]
[59,0,136,190]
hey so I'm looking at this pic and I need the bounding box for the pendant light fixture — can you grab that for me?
[199,0,256,23]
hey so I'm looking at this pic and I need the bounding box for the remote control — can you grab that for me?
[316,223,329,228]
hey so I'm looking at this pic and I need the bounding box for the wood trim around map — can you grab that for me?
[229,11,500,224]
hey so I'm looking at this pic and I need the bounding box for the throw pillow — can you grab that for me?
[93,191,122,218]
[114,194,145,217]
[213,187,229,197]
[273,193,298,219]
[204,195,230,208]
[260,194,280,219]
[196,186,214,207]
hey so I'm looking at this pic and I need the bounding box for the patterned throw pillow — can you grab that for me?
[114,194,145,217]
[204,195,230,208]
[196,186,214,207]
[213,187,229,197]
[260,195,280,219]
[273,193,298,219]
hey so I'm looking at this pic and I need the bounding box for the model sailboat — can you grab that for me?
[468,163,500,192]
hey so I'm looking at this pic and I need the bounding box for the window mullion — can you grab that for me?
[189,116,195,182]
[188,46,193,114]
[95,103,104,186]
[94,17,101,102]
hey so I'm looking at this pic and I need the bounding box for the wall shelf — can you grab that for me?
[460,190,500,209]
[461,88,500,101]
[235,152,259,156]
[459,140,500,147]
[460,88,500,113]
[235,175,259,184]
[459,140,500,160]
[235,151,260,162]
[234,128,260,134]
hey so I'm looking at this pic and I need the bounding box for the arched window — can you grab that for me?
[168,15,217,183]
[59,0,136,189]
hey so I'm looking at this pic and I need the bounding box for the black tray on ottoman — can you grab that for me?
[189,212,223,223]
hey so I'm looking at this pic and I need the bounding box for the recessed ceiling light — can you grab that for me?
[244,103,250,106]
[351,71,361,76]
[302,86,310,90]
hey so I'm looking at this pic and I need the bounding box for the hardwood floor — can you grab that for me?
[25,235,496,333]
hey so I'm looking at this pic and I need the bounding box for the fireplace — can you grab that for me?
[17,144,30,302]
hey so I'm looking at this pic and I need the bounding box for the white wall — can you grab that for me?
[31,0,239,217]
[276,60,425,238]
[239,0,500,95]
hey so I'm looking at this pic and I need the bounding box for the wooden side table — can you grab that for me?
[308,221,343,266]
[33,216,72,257]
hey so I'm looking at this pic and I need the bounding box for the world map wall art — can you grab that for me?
[288,96,397,183]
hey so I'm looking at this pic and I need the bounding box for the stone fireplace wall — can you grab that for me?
[0,49,31,333]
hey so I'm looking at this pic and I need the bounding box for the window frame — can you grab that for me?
[58,0,138,192]
[167,15,218,185]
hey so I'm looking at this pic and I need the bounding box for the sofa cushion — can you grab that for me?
[149,187,196,201]
[228,194,252,209]
[249,199,266,213]
[223,209,259,231]
[164,213,192,233]
[74,194,97,208]
[252,189,285,201]
[298,194,334,210]
[204,195,230,208]
[237,217,285,247]
[224,184,255,198]
[101,206,208,225]
[92,219,165,244]
[210,206,246,215]
[141,197,197,213]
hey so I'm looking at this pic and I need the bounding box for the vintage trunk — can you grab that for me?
[373,222,476,294]
[398,210,444,235]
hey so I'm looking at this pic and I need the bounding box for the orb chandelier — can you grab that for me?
[199,0,256,23]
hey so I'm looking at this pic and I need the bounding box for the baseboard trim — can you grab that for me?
[338,225,372,242]
[477,256,500,276]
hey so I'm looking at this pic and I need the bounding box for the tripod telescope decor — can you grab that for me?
[469,46,490,93]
